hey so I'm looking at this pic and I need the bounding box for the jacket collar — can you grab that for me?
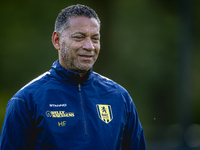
[50,60,93,85]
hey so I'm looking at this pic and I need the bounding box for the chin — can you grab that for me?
[78,65,92,72]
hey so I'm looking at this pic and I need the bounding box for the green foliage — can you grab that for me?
[0,90,10,130]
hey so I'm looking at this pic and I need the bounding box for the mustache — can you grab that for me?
[78,52,95,56]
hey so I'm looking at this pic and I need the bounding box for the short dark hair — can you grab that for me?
[55,4,100,33]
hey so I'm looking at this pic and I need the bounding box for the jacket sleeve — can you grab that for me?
[0,97,36,150]
[121,93,146,150]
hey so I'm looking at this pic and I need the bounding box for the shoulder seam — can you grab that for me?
[20,71,51,91]
[11,97,25,102]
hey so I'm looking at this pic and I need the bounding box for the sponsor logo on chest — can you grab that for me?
[46,111,75,118]
[45,104,113,124]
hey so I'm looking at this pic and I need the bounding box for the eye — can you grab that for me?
[92,37,100,43]
[74,36,84,39]
[92,38,98,40]
[72,36,84,41]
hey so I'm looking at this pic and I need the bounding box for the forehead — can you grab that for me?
[66,16,100,34]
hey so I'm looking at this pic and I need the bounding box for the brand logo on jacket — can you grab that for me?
[49,104,67,107]
[46,111,74,118]
[96,104,113,123]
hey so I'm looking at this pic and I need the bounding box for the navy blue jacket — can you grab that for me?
[0,60,146,150]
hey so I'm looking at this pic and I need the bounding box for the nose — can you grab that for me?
[83,38,95,51]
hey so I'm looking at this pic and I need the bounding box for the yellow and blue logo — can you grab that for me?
[46,111,74,118]
[96,104,113,124]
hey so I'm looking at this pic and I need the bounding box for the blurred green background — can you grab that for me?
[0,0,200,149]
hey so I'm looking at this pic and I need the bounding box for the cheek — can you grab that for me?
[60,42,75,56]
[95,45,100,54]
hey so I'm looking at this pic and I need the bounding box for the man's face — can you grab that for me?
[57,16,100,74]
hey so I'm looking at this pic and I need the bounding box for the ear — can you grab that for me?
[52,31,61,50]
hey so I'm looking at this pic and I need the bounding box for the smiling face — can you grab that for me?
[52,16,100,76]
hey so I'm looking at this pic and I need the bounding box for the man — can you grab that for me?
[0,4,146,150]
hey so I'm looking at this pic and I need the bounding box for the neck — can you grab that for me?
[58,59,89,77]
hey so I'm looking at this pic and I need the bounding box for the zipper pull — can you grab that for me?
[78,84,81,92]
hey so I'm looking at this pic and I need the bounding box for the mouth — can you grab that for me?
[78,55,94,60]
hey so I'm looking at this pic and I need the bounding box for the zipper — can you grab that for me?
[78,84,81,92]
[78,84,89,140]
